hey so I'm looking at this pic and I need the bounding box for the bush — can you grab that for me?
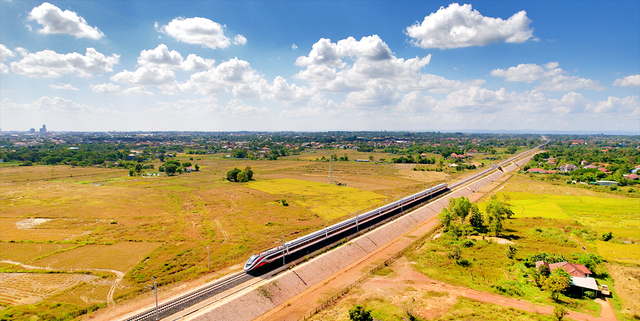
[584,290,597,299]
[460,239,475,248]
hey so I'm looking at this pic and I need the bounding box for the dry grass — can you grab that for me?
[247,178,385,220]
[0,273,97,305]
[31,242,160,272]
[0,243,77,263]
[0,158,454,319]
[606,264,640,319]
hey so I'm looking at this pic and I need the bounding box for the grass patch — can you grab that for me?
[247,178,385,220]
[595,241,640,265]
[434,297,553,321]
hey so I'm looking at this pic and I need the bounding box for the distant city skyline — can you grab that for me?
[0,1,638,133]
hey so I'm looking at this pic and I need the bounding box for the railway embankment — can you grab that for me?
[185,155,534,321]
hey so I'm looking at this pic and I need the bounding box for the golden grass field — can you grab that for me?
[2,151,496,319]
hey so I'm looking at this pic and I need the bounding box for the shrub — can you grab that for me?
[584,290,597,299]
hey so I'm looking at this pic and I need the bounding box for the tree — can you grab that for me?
[244,166,254,180]
[543,268,572,300]
[469,204,484,231]
[227,168,242,181]
[349,305,373,321]
[165,164,178,176]
[368,155,374,162]
[600,232,613,241]
[134,163,143,175]
[485,200,513,236]
[505,244,520,259]
[538,264,551,277]
[194,164,200,171]
[237,171,247,182]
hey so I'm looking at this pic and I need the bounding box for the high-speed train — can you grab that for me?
[244,183,448,272]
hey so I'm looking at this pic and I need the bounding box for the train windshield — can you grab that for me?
[244,254,259,269]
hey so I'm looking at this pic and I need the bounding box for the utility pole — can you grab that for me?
[207,245,210,270]
[356,209,359,232]
[152,277,158,321]
[281,233,285,266]
[324,210,328,238]
[328,158,333,184]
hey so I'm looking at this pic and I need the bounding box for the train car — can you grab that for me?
[244,183,447,271]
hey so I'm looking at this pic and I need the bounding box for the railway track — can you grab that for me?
[122,139,547,321]
[124,272,253,321]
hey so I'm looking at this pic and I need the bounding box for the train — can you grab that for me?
[243,183,448,272]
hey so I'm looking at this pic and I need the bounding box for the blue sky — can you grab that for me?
[0,1,638,132]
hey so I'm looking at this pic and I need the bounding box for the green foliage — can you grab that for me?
[553,306,568,321]
[505,244,520,259]
[469,204,484,231]
[349,305,373,321]
[243,166,254,180]
[226,167,242,181]
[576,253,602,272]
[600,231,613,241]
[439,197,479,234]
[20,160,33,166]
[164,163,178,176]
[542,268,572,300]
[485,200,513,236]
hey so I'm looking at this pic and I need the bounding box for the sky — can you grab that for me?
[0,1,639,133]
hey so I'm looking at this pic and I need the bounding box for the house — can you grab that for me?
[558,164,578,172]
[596,180,617,186]
[623,173,639,180]
[527,168,547,174]
[355,159,369,162]
[184,166,195,172]
[598,167,612,175]
[471,162,483,167]
[584,164,598,169]
[548,262,592,278]
[580,160,589,166]
[536,261,599,294]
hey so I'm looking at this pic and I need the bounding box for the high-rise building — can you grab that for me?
[39,125,47,133]
[29,128,36,133]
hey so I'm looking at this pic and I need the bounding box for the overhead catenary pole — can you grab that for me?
[281,233,285,265]
[153,277,158,321]
[324,210,328,238]
[207,245,210,270]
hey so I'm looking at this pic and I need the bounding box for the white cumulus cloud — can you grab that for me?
[406,3,533,49]
[0,44,15,60]
[10,48,119,78]
[160,17,242,49]
[123,86,153,95]
[491,62,604,91]
[137,44,215,70]
[111,66,176,87]
[181,57,264,96]
[613,75,640,87]
[395,91,438,112]
[90,83,120,94]
[28,2,104,39]
[50,83,78,90]
[233,34,247,45]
